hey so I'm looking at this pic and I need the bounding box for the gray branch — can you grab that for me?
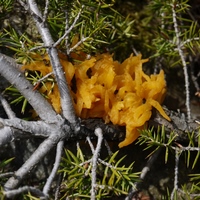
[91,128,103,200]
[4,186,45,199]
[0,126,14,146]
[0,118,52,137]
[43,140,64,197]
[0,94,16,118]
[27,0,78,126]
[4,134,61,189]
[0,54,59,123]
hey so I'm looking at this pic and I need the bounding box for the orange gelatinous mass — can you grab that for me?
[22,53,170,148]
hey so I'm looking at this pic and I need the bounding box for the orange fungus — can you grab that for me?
[22,53,170,148]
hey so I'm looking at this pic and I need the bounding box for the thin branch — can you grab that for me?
[48,48,78,126]
[140,148,162,181]
[68,37,89,54]
[190,55,200,93]
[97,158,116,169]
[103,139,112,156]
[172,145,200,152]
[171,3,191,121]
[91,127,103,200]
[28,0,43,20]
[0,172,14,178]
[179,37,200,48]
[79,159,92,167]
[33,71,54,86]
[178,188,200,198]
[64,10,70,55]
[53,6,84,48]
[0,126,15,147]
[4,134,61,190]
[170,147,180,200]
[29,45,49,51]
[4,186,45,199]
[0,94,16,118]
[43,140,64,197]
[125,148,162,200]
[43,0,50,23]
[54,173,63,200]
[87,136,95,153]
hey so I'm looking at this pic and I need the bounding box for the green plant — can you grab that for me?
[59,147,139,199]
[138,126,177,163]
[0,0,14,20]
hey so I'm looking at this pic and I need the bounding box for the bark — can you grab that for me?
[4,134,60,189]
[27,0,78,126]
[0,54,59,123]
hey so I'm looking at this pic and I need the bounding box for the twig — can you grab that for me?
[4,134,62,190]
[87,136,95,153]
[171,3,191,121]
[79,159,92,167]
[29,45,49,51]
[0,94,16,119]
[43,0,50,23]
[61,10,70,56]
[33,71,54,86]
[43,140,64,197]
[0,126,16,147]
[53,6,84,48]
[172,145,200,152]
[190,55,200,93]
[140,148,162,181]
[179,37,200,48]
[0,172,14,178]
[68,37,89,54]
[103,139,112,156]
[125,148,162,200]
[170,147,180,200]
[4,186,45,199]
[54,173,63,200]
[91,128,103,200]
[0,98,16,155]
[178,188,200,198]
[97,158,116,169]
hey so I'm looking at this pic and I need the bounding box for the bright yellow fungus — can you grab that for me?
[22,53,170,148]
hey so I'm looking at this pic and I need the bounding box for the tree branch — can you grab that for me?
[91,128,103,200]
[0,118,52,137]
[26,0,78,126]
[43,140,64,197]
[4,134,61,189]
[42,0,50,23]
[171,3,191,121]
[53,6,84,48]
[0,126,14,146]
[0,54,59,123]
[0,94,16,118]
[4,186,45,199]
